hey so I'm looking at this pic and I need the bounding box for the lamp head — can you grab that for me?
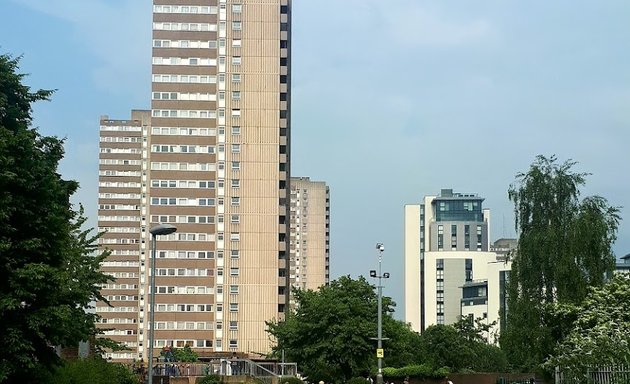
[376,243,384,252]
[370,270,377,278]
[150,224,177,236]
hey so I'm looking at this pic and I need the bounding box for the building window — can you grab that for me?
[230,250,240,259]
[231,179,240,188]
[229,285,239,294]
[232,74,241,83]
[229,303,238,312]
[231,161,240,170]
[230,215,240,224]
[232,21,242,30]
[232,57,241,65]
[229,321,238,330]
[230,268,239,276]
[231,126,241,135]
[232,91,241,100]
[230,197,240,206]
[232,4,242,13]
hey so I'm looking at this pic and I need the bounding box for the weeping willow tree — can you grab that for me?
[500,155,620,371]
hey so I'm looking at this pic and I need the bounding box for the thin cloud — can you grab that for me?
[380,4,492,46]
[12,0,151,100]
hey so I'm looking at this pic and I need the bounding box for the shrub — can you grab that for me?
[382,364,446,379]
[198,374,221,384]
[347,377,369,384]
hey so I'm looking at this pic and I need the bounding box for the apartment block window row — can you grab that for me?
[98,216,141,222]
[151,127,216,136]
[151,163,216,172]
[99,170,141,177]
[99,193,142,199]
[98,318,137,324]
[99,204,139,210]
[151,215,215,225]
[100,148,141,154]
[152,109,216,119]
[98,159,142,165]
[151,145,215,154]
[152,92,216,101]
[153,40,218,49]
[105,295,139,301]
[152,74,217,84]
[100,238,141,245]
[100,125,142,132]
[105,272,139,278]
[98,227,140,234]
[157,250,215,259]
[155,322,213,331]
[96,306,137,313]
[153,286,213,295]
[151,180,215,189]
[101,261,140,268]
[101,284,139,290]
[155,304,213,313]
[153,5,218,14]
[154,340,213,349]
[150,197,216,207]
[152,22,217,32]
[103,329,137,336]
[156,268,211,277]
[109,250,140,256]
[152,57,216,66]
[99,136,142,143]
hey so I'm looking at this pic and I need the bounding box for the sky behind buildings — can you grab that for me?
[2,0,630,314]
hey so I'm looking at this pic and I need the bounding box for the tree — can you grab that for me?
[47,357,139,384]
[420,325,475,372]
[545,275,630,376]
[266,276,416,383]
[0,53,112,383]
[501,155,620,371]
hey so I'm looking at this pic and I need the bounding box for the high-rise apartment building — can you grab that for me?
[289,177,330,296]
[97,0,291,361]
[404,189,510,341]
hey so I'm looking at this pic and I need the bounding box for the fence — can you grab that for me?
[556,365,630,384]
[144,358,298,380]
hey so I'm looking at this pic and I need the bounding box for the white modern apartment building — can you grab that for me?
[404,189,512,342]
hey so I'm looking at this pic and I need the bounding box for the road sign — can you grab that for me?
[376,348,384,358]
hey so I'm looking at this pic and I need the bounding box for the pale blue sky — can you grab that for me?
[2,0,629,313]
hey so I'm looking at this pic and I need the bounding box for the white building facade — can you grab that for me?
[404,189,512,342]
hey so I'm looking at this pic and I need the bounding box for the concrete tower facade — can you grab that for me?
[97,0,291,361]
[289,177,330,297]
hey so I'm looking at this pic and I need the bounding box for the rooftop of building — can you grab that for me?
[434,188,484,201]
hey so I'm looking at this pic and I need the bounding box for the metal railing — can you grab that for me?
[146,359,298,380]
[556,365,630,384]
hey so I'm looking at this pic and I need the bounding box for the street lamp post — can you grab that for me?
[370,243,389,384]
[148,224,177,384]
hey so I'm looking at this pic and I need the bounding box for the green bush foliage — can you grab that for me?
[346,378,368,384]
[198,374,222,384]
[382,364,448,379]
[48,358,138,384]
[278,376,305,384]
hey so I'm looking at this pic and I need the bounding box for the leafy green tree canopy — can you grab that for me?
[266,276,416,383]
[0,53,112,383]
[545,274,630,374]
[501,155,620,371]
